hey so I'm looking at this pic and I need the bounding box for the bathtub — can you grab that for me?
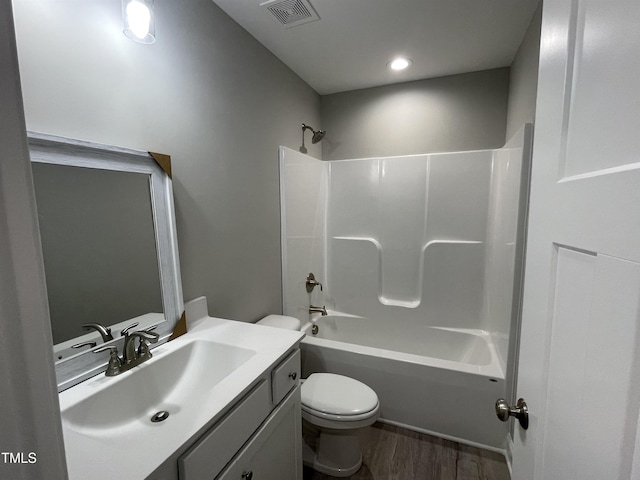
[300,314,508,450]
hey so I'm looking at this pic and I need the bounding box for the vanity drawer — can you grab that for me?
[271,349,300,405]
[179,379,271,480]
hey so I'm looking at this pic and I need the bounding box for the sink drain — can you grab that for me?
[150,411,170,423]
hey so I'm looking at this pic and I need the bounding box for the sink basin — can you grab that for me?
[61,339,255,435]
[59,312,304,480]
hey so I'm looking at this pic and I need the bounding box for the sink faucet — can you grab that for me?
[123,330,159,365]
[94,323,159,376]
[121,323,159,366]
[82,323,114,342]
[309,305,327,316]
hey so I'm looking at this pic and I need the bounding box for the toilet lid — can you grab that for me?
[301,373,378,416]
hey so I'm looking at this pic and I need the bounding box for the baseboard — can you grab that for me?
[376,417,508,457]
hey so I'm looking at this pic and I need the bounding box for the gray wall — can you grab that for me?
[320,68,510,160]
[506,2,542,139]
[13,0,321,322]
[0,0,67,477]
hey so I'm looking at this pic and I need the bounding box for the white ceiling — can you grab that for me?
[211,0,540,95]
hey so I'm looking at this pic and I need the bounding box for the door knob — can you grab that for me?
[495,398,529,430]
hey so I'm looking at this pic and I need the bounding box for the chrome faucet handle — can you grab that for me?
[120,322,140,337]
[133,330,159,343]
[82,323,114,342]
[94,345,122,376]
[131,330,160,345]
[135,332,158,358]
[72,341,97,350]
[306,273,323,293]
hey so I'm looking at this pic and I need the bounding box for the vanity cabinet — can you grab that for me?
[217,385,301,480]
[178,349,302,480]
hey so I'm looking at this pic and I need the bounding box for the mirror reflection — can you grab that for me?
[32,163,164,361]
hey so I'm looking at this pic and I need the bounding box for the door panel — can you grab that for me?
[543,250,640,479]
[564,2,640,176]
[512,1,640,478]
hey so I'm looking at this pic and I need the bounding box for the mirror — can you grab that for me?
[34,163,163,356]
[28,132,184,391]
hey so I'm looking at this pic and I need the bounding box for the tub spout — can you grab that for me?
[309,305,327,316]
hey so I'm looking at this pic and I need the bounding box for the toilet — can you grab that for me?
[257,315,380,477]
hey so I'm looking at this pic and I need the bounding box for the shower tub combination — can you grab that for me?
[300,313,507,449]
[280,126,531,452]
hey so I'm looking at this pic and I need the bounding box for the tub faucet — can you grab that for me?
[82,322,114,342]
[309,305,327,316]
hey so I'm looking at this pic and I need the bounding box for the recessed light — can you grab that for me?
[122,0,156,44]
[388,57,413,71]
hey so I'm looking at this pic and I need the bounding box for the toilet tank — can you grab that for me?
[257,314,301,331]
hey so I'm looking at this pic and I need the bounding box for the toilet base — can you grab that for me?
[302,426,364,477]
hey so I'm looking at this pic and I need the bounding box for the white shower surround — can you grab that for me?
[279,125,530,449]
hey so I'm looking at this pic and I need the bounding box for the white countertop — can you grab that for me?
[59,310,303,480]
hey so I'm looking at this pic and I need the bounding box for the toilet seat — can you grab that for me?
[301,373,379,429]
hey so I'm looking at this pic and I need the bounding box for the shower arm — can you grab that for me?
[301,124,314,152]
[300,123,325,154]
[300,124,309,153]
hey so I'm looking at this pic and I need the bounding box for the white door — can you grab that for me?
[511,1,640,479]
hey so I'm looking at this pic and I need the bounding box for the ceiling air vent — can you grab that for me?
[260,0,320,29]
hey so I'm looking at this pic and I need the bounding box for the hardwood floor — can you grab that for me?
[303,422,510,480]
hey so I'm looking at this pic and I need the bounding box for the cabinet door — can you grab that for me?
[179,380,271,480]
[218,386,302,480]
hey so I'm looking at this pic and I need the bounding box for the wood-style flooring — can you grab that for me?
[303,422,510,480]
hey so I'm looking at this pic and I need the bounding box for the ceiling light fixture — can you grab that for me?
[122,0,156,44]
[388,57,413,71]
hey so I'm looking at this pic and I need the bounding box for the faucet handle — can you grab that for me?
[72,341,97,350]
[132,330,159,358]
[306,273,323,292]
[135,330,160,343]
[120,322,140,337]
[94,345,122,376]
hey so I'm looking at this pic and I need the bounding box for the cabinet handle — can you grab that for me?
[242,471,253,480]
[288,372,297,380]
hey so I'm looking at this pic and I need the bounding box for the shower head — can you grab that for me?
[311,129,326,144]
[302,123,326,144]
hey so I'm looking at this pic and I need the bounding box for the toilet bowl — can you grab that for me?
[301,372,379,476]
[257,315,380,477]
